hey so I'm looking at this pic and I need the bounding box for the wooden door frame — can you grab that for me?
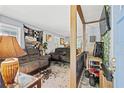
[70,5,103,88]
[70,5,85,88]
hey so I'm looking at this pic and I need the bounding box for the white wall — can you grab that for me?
[86,23,101,53]
[43,31,65,54]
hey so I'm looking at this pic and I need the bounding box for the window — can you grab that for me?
[90,36,96,42]
[0,23,21,46]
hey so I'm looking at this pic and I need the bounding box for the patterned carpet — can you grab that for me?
[40,62,69,88]
[35,61,97,88]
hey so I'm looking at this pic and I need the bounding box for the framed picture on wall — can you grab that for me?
[46,34,52,42]
[90,36,96,42]
[60,38,64,45]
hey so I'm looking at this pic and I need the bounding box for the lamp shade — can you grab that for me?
[0,36,27,58]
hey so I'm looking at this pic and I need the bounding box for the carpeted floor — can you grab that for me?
[40,62,69,88]
[34,61,97,88]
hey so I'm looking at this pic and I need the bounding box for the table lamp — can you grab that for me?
[0,36,27,87]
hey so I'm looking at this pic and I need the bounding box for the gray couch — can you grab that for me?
[19,48,50,74]
[49,48,70,62]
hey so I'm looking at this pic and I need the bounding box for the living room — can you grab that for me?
[0,5,114,88]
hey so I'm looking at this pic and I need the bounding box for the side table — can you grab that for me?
[7,72,42,88]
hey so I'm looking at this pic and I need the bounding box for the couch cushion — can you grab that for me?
[19,48,49,74]
[20,61,40,74]
[18,55,29,64]
[27,48,40,55]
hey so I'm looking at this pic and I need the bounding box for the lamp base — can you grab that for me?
[1,58,19,86]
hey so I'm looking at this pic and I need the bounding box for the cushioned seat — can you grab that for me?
[18,48,50,74]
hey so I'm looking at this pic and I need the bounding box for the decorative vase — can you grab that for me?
[1,58,19,86]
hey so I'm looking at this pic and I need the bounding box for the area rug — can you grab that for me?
[34,61,97,88]
[40,62,69,88]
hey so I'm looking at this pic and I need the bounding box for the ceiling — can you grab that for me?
[0,5,103,37]
[81,5,103,22]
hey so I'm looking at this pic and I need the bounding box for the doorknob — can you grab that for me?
[112,57,116,62]
[110,57,116,73]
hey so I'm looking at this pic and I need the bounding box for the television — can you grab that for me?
[99,6,111,36]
